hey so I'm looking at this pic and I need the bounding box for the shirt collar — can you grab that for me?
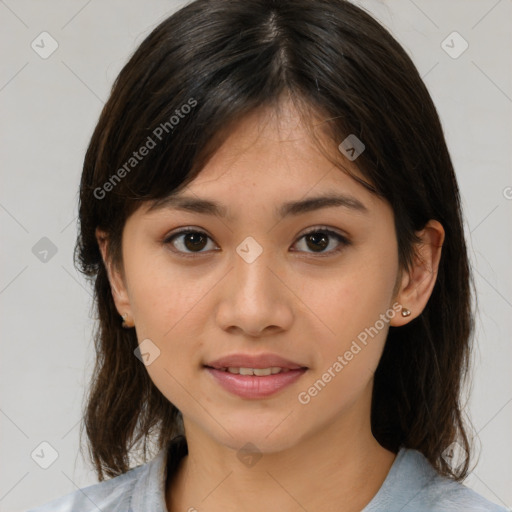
[127,440,430,512]
[130,435,188,512]
[361,446,439,511]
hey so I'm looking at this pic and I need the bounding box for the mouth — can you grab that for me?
[204,366,301,376]
[203,364,308,399]
[204,352,307,372]
[203,353,308,399]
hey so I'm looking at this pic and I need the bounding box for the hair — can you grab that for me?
[75,0,476,482]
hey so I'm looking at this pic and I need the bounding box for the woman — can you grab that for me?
[29,0,506,510]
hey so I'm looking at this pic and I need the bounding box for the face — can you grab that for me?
[104,102,406,454]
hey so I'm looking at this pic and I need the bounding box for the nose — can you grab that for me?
[215,240,294,337]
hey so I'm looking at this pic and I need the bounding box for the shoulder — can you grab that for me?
[414,477,508,512]
[26,469,140,511]
[409,454,507,512]
[27,436,186,512]
[26,463,146,512]
[364,448,508,512]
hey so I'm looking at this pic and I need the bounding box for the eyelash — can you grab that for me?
[163,226,351,259]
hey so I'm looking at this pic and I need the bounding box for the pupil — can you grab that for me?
[185,233,207,251]
[182,232,329,253]
[307,233,328,252]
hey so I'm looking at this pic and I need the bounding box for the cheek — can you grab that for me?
[299,279,394,411]
[304,240,398,378]
[308,252,396,338]
[124,250,222,390]
[124,254,207,408]
[125,250,210,337]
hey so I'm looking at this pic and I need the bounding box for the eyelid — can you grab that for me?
[163,225,351,258]
[291,226,351,257]
[299,225,349,239]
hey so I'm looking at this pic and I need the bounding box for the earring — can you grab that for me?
[401,306,411,317]
[121,313,134,328]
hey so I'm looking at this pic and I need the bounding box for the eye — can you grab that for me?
[291,227,350,256]
[163,226,350,258]
[164,228,218,257]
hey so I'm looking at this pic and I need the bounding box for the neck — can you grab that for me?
[166,408,396,512]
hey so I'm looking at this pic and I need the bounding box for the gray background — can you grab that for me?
[1,0,511,510]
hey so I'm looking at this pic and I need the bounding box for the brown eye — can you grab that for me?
[305,232,329,252]
[164,229,216,255]
[164,226,350,259]
[292,228,350,256]
[181,232,208,251]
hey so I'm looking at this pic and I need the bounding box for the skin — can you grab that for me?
[97,101,444,512]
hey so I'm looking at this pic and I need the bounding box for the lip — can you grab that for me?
[205,367,308,399]
[203,353,308,399]
[205,353,307,370]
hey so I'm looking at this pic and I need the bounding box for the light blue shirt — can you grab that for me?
[28,437,507,511]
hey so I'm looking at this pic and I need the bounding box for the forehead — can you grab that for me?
[153,103,380,215]
[138,100,393,231]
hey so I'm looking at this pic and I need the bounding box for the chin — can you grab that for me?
[209,420,303,455]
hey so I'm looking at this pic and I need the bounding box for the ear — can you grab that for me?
[95,228,133,323]
[389,219,445,327]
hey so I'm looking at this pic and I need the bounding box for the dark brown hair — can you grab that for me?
[76,0,475,481]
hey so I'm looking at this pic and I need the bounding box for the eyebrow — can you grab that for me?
[148,192,369,219]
